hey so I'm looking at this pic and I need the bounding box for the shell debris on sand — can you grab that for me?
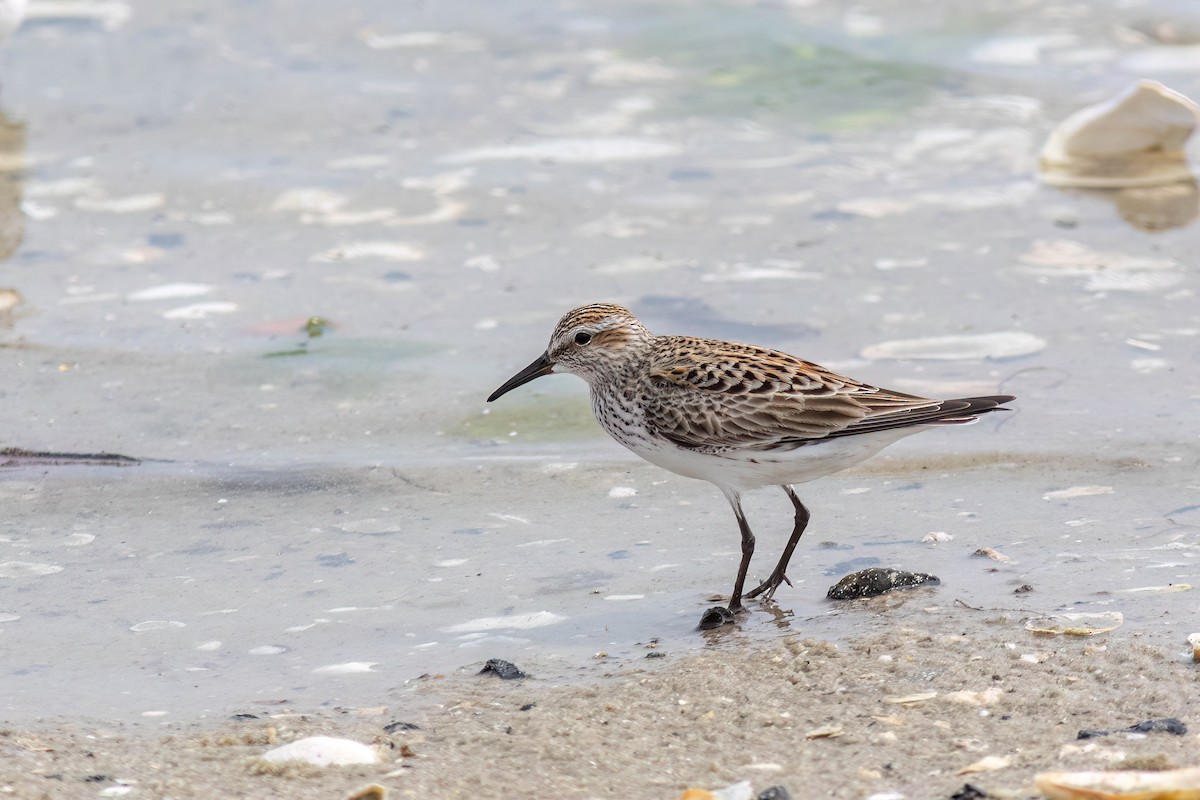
[255,736,380,769]
[1026,612,1124,636]
[957,754,1011,775]
[1034,766,1200,800]
[679,781,754,800]
[1040,81,1200,188]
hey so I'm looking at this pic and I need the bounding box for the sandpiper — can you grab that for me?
[487,303,1014,624]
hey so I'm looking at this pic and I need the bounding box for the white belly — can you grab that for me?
[620,428,924,494]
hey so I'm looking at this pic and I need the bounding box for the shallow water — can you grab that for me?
[1,0,1198,724]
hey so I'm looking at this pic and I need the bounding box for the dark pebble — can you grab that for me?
[645,651,666,659]
[697,606,735,630]
[519,703,536,711]
[950,784,989,799]
[758,787,792,800]
[479,658,527,680]
[1127,718,1187,735]
[229,713,259,721]
[1078,717,1187,739]
[826,567,939,600]
[383,721,421,733]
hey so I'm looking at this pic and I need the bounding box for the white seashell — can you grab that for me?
[161,301,237,320]
[441,137,680,164]
[441,610,566,633]
[1118,584,1190,594]
[1035,766,1200,800]
[1040,81,1200,188]
[260,736,380,767]
[0,287,21,313]
[127,283,213,302]
[1043,485,1114,500]
[958,755,1011,775]
[312,662,377,674]
[710,781,754,800]
[248,645,287,655]
[129,620,185,632]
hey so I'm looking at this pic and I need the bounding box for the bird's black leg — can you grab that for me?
[745,485,810,601]
[725,494,755,612]
[699,492,754,629]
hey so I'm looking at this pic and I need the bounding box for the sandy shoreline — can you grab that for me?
[3,608,1197,800]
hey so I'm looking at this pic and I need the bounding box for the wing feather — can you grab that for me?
[641,337,941,452]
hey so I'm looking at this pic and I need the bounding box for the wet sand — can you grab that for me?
[2,616,1197,799]
[2,0,1200,797]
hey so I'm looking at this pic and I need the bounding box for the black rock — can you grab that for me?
[479,658,527,680]
[229,713,259,721]
[645,651,666,659]
[383,721,421,733]
[950,784,989,799]
[1127,718,1187,735]
[758,787,792,800]
[1077,718,1187,739]
[697,606,736,630]
[826,567,940,600]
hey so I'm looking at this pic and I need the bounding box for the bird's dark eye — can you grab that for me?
[574,332,592,346]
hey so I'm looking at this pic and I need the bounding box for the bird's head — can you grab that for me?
[487,303,650,401]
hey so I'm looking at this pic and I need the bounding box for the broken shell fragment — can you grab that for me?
[885,692,938,705]
[258,736,380,767]
[1034,766,1200,800]
[679,781,754,800]
[1026,612,1123,636]
[958,754,1011,775]
[1040,80,1200,188]
[804,724,844,739]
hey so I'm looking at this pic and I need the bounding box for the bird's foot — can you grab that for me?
[697,605,738,630]
[744,572,792,601]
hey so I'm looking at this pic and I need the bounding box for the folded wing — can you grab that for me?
[641,337,1012,452]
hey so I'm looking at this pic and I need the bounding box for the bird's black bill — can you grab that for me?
[487,352,555,402]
